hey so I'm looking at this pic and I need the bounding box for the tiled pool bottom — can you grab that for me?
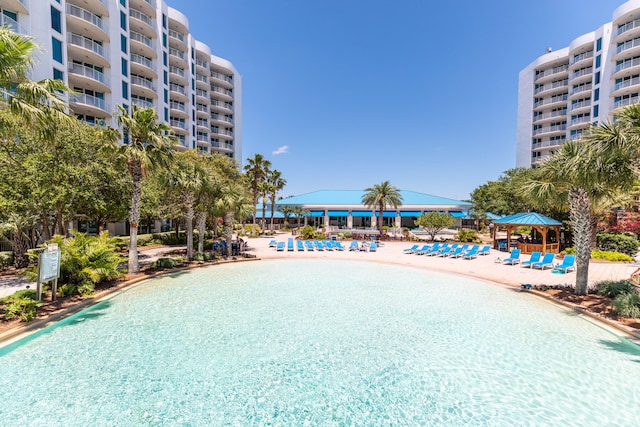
[1,259,640,425]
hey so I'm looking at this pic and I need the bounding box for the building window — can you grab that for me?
[121,58,128,76]
[596,37,602,51]
[164,107,168,122]
[120,11,127,30]
[163,70,168,85]
[595,54,601,68]
[120,0,126,6]
[51,6,61,33]
[593,104,599,118]
[163,33,167,48]
[121,35,127,53]
[595,71,600,85]
[53,68,63,81]
[164,89,168,103]
[163,52,167,67]
[594,88,599,101]
[122,81,128,100]
[52,37,63,63]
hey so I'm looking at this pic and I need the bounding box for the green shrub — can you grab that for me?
[455,228,479,243]
[591,250,634,262]
[596,232,639,256]
[58,284,77,297]
[343,231,352,239]
[299,225,316,240]
[613,291,640,318]
[77,282,95,297]
[153,257,177,268]
[314,233,327,240]
[2,290,41,322]
[595,280,635,298]
[561,247,576,255]
[0,251,14,269]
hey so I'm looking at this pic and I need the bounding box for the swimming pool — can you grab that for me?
[1,259,639,425]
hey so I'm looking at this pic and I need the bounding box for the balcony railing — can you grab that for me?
[70,93,108,111]
[615,76,640,91]
[617,18,640,36]
[68,63,109,86]
[570,100,591,110]
[170,119,186,129]
[130,74,154,90]
[131,97,153,109]
[211,113,233,124]
[196,119,209,127]
[570,83,592,95]
[615,57,640,74]
[129,9,155,29]
[168,29,185,42]
[531,139,564,149]
[210,86,233,97]
[534,79,568,94]
[570,116,591,126]
[169,48,186,60]
[130,53,153,69]
[170,101,186,112]
[211,128,233,137]
[533,94,568,108]
[195,74,208,83]
[570,51,593,65]
[195,88,208,98]
[66,4,106,32]
[533,110,566,121]
[130,31,154,49]
[571,67,593,79]
[169,83,186,95]
[210,100,233,110]
[196,134,209,142]
[196,104,208,112]
[169,66,185,77]
[532,124,567,135]
[210,71,233,83]
[0,14,24,34]
[534,64,568,82]
[616,37,640,55]
[212,141,233,150]
[196,59,208,69]
[67,33,109,60]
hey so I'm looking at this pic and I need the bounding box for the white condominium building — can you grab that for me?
[516,0,640,168]
[5,0,241,159]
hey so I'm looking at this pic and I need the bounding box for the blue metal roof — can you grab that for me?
[276,190,471,207]
[493,212,562,226]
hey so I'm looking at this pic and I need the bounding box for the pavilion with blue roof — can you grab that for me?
[260,189,472,230]
[492,212,562,254]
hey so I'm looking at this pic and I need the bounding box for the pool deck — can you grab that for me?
[249,236,638,290]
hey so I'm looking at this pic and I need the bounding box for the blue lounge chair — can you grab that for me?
[438,243,458,256]
[461,245,479,259]
[520,251,542,268]
[369,242,377,252]
[403,244,420,254]
[416,243,437,255]
[305,240,315,251]
[276,241,285,251]
[348,240,359,251]
[268,239,277,248]
[503,249,521,265]
[297,240,305,251]
[477,245,491,256]
[323,240,335,251]
[426,243,446,256]
[553,254,576,273]
[287,238,294,251]
[313,240,325,251]
[447,247,466,258]
[335,241,346,251]
[532,253,555,270]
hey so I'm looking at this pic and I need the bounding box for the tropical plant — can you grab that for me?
[243,154,271,236]
[1,289,41,322]
[215,182,252,257]
[267,170,286,230]
[612,291,640,319]
[258,181,271,232]
[596,232,639,256]
[361,181,403,233]
[595,280,635,298]
[414,212,455,241]
[114,105,176,273]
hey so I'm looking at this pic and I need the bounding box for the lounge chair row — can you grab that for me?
[403,243,491,259]
[272,239,378,252]
[502,249,576,272]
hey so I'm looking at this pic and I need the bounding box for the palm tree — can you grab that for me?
[258,180,271,232]
[290,205,309,229]
[115,104,176,273]
[361,181,403,234]
[215,182,252,257]
[243,154,271,236]
[268,170,287,231]
[163,151,206,261]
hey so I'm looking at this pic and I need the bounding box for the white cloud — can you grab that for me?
[272,145,289,155]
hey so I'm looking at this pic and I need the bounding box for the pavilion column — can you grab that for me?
[347,213,353,229]
[371,214,377,229]
[324,210,329,228]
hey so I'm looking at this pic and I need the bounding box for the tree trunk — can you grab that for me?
[40,211,52,241]
[261,200,267,233]
[224,210,234,257]
[196,211,206,254]
[568,188,592,295]
[55,208,64,236]
[184,192,194,261]
[13,228,29,269]
[270,194,275,231]
[127,159,143,274]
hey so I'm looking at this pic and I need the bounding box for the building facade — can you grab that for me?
[517,0,640,168]
[7,0,241,158]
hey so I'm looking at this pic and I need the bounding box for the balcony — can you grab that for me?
[67,33,109,67]
[532,124,567,136]
[69,93,111,117]
[169,47,187,67]
[534,64,569,84]
[196,119,209,130]
[570,67,593,83]
[210,99,233,113]
[129,8,156,38]
[210,86,233,101]
[532,110,566,124]
[196,133,209,142]
[170,119,187,132]
[130,74,156,99]
[613,75,640,97]
[533,94,568,110]
[614,95,640,109]
[569,83,592,99]
[130,0,156,17]
[533,79,568,96]
[195,59,209,70]
[130,53,156,78]
[615,37,640,61]
[211,141,234,153]
[168,29,187,50]
[195,88,209,101]
[0,12,26,34]
[131,97,153,109]
[210,128,233,140]
[615,17,640,43]
[569,116,591,128]
[129,31,156,58]
[66,3,108,40]
[0,0,29,15]
[195,73,209,89]
[211,113,233,125]
[68,63,110,92]
[569,99,591,112]
[210,71,233,88]
[531,139,564,150]
[569,51,593,67]
[169,83,187,101]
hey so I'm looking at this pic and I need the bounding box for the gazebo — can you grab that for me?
[492,212,563,254]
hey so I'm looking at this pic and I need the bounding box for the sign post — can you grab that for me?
[36,243,61,301]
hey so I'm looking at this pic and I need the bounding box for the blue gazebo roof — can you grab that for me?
[276,190,471,207]
[493,212,562,226]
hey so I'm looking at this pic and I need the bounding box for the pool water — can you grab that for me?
[1,259,640,425]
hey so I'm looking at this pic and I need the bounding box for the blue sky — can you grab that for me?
[167,0,620,201]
